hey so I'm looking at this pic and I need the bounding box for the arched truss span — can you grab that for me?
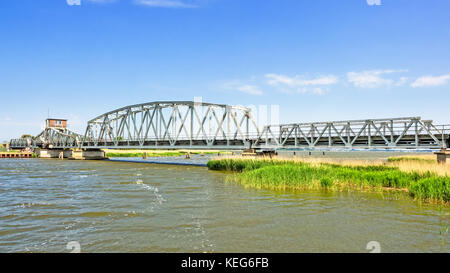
[81,101,260,149]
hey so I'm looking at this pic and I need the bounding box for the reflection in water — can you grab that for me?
[0,158,448,253]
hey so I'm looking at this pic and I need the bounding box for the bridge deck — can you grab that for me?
[10,133,449,150]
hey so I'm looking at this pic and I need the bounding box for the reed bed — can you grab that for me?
[387,154,450,177]
[207,156,450,205]
[389,160,450,177]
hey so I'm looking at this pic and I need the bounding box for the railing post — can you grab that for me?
[265,127,268,147]
[390,120,394,145]
[443,125,447,149]
[246,113,249,139]
[346,122,350,144]
[328,123,332,147]
[415,119,419,148]
[279,125,282,146]
[190,106,193,147]
[227,107,230,147]
[295,126,298,147]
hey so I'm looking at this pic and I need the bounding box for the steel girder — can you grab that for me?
[254,117,448,149]
[80,101,260,149]
[9,137,32,149]
[34,127,82,149]
[9,127,82,149]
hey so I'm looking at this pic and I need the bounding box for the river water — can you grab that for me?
[0,156,448,253]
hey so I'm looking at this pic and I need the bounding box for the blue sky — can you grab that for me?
[1,0,450,141]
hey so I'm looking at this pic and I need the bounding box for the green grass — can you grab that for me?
[409,177,450,202]
[207,158,293,172]
[320,177,333,188]
[0,150,22,154]
[207,158,450,204]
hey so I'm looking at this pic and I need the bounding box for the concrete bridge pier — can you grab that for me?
[36,149,72,159]
[70,149,106,160]
[435,149,450,164]
[36,149,106,160]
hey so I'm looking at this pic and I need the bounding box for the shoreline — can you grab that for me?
[106,158,207,167]
[102,149,232,158]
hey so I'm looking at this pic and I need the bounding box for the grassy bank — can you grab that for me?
[207,157,450,204]
[103,149,230,158]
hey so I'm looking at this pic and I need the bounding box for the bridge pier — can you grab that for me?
[36,149,106,160]
[70,149,106,160]
[36,149,72,159]
[435,149,450,164]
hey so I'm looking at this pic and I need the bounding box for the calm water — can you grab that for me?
[0,157,448,253]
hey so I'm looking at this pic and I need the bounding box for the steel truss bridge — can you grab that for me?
[10,101,450,150]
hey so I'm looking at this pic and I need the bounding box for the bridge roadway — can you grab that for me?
[9,101,450,151]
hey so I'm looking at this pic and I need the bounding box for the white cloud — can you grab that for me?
[134,0,197,8]
[395,77,408,86]
[410,75,450,88]
[265,73,336,95]
[266,73,338,87]
[221,81,263,96]
[236,85,263,96]
[347,69,407,88]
